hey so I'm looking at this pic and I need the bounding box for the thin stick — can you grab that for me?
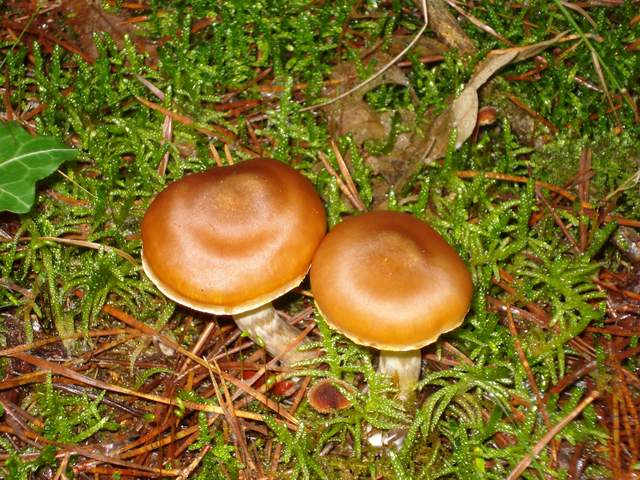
[300,0,428,112]
[505,309,557,462]
[37,236,138,266]
[223,143,235,165]
[456,170,640,228]
[506,390,599,480]
[318,152,363,211]
[209,143,223,167]
[330,141,366,211]
[176,445,210,480]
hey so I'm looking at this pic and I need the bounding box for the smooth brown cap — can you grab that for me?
[307,379,351,414]
[310,211,472,351]
[142,159,326,314]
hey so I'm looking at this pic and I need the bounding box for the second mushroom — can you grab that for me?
[310,211,472,398]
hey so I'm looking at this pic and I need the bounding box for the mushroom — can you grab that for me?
[141,158,326,363]
[307,379,351,414]
[310,211,472,397]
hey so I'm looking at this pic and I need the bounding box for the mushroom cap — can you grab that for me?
[307,379,351,414]
[310,211,472,351]
[141,159,326,315]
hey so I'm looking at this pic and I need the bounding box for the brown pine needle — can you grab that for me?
[38,236,138,266]
[102,304,299,427]
[318,151,364,211]
[456,170,640,228]
[223,143,235,165]
[505,308,557,462]
[176,445,210,480]
[135,96,258,158]
[444,0,514,46]
[0,327,134,358]
[330,140,366,211]
[117,422,202,459]
[507,390,600,480]
[7,350,264,421]
[209,143,223,167]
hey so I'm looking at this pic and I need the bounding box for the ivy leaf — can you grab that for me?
[0,122,78,214]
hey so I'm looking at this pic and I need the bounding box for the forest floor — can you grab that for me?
[1,1,640,478]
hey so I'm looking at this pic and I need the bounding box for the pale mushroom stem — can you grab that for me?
[378,349,422,399]
[233,302,312,364]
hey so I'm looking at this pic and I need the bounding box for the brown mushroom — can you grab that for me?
[310,211,472,397]
[307,379,351,414]
[142,158,326,363]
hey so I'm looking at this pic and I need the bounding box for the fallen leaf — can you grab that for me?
[322,39,447,204]
[61,0,157,62]
[424,33,569,163]
[420,0,476,56]
[324,53,411,142]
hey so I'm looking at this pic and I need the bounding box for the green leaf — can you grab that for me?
[0,122,78,214]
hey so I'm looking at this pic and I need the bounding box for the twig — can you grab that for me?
[209,143,223,167]
[300,0,428,112]
[456,170,640,227]
[318,152,364,211]
[506,390,600,480]
[330,141,366,211]
[176,445,210,480]
[505,308,557,462]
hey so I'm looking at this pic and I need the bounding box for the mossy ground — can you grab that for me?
[0,1,639,478]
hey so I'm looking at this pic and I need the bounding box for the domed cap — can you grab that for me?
[142,159,326,315]
[310,211,472,351]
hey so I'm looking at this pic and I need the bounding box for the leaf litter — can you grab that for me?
[323,31,571,205]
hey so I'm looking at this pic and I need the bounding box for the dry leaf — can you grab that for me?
[323,39,447,203]
[324,53,411,143]
[420,0,476,55]
[62,0,157,62]
[424,33,568,163]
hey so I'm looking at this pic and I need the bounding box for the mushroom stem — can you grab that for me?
[233,302,312,364]
[378,349,421,399]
